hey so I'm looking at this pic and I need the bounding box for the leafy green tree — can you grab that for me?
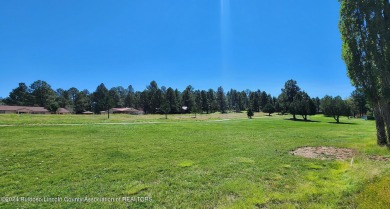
[339,0,390,145]
[279,80,301,120]
[263,103,275,116]
[321,95,350,123]
[290,91,316,121]
[4,83,32,106]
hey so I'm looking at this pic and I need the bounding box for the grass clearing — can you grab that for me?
[0,114,389,208]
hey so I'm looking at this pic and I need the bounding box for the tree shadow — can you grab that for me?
[327,122,358,125]
[284,118,320,123]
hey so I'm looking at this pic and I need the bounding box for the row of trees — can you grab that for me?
[2,79,369,122]
[2,80,278,115]
[339,0,390,146]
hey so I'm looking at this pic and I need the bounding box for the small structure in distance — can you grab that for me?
[0,105,50,114]
[56,108,71,115]
[110,108,144,115]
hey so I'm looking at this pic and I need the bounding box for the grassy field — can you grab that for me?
[1,113,390,208]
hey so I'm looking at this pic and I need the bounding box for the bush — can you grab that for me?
[247,109,254,119]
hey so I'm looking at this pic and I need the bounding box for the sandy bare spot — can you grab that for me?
[291,146,390,161]
[290,146,355,160]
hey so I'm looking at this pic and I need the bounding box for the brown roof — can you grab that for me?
[82,111,94,114]
[57,108,71,114]
[0,105,49,112]
[111,108,143,113]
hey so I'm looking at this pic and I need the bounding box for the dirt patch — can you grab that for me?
[290,146,355,160]
[291,146,390,161]
[367,155,390,161]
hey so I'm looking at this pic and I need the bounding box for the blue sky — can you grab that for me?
[0,0,354,98]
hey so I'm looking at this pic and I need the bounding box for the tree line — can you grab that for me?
[2,79,369,122]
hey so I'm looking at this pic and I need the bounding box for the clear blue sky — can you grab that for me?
[0,0,354,98]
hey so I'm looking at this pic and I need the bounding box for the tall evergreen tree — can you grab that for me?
[125,85,136,108]
[207,89,218,113]
[56,88,71,109]
[174,89,182,113]
[4,83,32,106]
[216,86,227,113]
[263,103,275,116]
[279,79,301,120]
[260,91,268,110]
[239,91,248,111]
[30,80,58,112]
[182,85,194,113]
[200,90,209,114]
[140,91,150,113]
[74,90,91,114]
[166,87,178,113]
[249,90,261,112]
[68,87,79,112]
[92,83,111,114]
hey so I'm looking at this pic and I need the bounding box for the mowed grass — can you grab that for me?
[1,114,390,208]
[0,112,264,125]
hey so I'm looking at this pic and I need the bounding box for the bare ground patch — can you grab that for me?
[367,155,390,161]
[290,146,355,160]
[290,146,390,161]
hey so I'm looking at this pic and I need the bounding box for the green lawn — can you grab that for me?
[0,114,389,208]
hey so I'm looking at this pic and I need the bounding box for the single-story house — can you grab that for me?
[56,108,71,114]
[82,111,94,115]
[110,107,144,115]
[0,106,50,114]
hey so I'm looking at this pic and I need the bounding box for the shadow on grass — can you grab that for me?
[327,121,358,125]
[284,118,320,123]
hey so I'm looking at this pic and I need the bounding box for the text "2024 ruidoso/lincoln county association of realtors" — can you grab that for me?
[1,196,152,203]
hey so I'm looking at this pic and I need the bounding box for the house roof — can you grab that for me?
[82,111,94,114]
[0,105,49,112]
[111,108,143,113]
[57,108,71,113]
